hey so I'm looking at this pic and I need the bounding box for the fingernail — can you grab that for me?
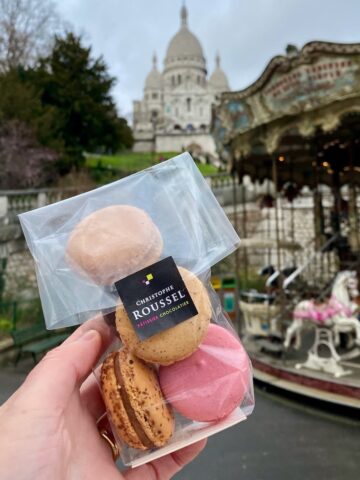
[80,329,99,342]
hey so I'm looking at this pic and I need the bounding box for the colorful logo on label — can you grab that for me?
[142,273,153,286]
[115,256,198,341]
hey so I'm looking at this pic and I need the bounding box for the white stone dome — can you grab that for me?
[144,54,163,90]
[164,5,205,70]
[209,53,230,90]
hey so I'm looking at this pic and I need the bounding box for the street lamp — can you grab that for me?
[151,110,158,164]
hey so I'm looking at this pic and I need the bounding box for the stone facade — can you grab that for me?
[132,5,230,154]
[155,132,216,153]
[3,250,37,300]
[0,188,83,301]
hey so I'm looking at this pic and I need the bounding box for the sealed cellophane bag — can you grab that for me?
[20,152,254,467]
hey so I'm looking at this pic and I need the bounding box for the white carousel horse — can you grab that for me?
[284,271,360,350]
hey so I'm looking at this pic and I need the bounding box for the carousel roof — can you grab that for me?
[212,41,360,187]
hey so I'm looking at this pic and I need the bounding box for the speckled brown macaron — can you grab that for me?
[66,205,163,285]
[100,349,174,451]
[115,267,212,365]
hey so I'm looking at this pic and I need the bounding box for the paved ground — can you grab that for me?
[175,385,360,480]
[1,360,359,480]
[0,359,33,404]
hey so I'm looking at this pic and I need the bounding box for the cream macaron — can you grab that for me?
[66,205,163,285]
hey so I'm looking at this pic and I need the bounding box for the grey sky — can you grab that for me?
[54,0,360,119]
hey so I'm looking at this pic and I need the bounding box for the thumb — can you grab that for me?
[24,329,103,407]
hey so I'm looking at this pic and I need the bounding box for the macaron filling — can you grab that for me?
[114,353,155,450]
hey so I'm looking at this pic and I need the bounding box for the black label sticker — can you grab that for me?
[115,257,198,340]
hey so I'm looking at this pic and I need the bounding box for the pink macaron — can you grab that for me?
[159,323,251,422]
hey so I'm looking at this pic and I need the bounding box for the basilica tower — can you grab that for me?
[132,5,230,155]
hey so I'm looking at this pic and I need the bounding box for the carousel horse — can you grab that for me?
[284,271,360,350]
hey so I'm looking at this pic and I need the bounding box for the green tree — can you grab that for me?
[115,117,134,151]
[0,33,133,184]
[0,68,61,149]
[0,69,60,187]
[35,33,132,170]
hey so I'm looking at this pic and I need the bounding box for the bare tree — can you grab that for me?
[0,120,59,188]
[0,0,62,72]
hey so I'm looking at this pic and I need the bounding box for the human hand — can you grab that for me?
[0,316,206,480]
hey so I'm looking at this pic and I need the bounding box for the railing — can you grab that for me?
[0,187,86,224]
[205,173,233,189]
[0,175,232,224]
[283,233,340,290]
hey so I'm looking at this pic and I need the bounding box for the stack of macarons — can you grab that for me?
[66,205,251,451]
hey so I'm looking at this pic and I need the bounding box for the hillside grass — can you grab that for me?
[85,151,218,176]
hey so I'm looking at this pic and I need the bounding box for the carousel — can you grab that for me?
[212,41,360,408]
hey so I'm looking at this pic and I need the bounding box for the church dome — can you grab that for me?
[144,53,163,89]
[164,5,205,70]
[209,53,230,91]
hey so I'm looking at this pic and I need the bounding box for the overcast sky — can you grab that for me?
[54,0,360,119]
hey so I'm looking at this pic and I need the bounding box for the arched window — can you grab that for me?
[186,98,191,112]
[186,123,194,132]
[171,76,175,86]
[177,74,182,84]
[174,124,182,131]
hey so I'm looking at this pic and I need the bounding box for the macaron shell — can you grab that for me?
[100,352,145,450]
[159,324,251,422]
[116,267,212,365]
[66,205,163,285]
[119,349,174,447]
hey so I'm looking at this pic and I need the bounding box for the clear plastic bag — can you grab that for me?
[19,153,239,329]
[19,152,254,467]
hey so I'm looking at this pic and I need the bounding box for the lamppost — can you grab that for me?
[151,111,158,164]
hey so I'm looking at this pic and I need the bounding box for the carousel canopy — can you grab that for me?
[212,41,360,188]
